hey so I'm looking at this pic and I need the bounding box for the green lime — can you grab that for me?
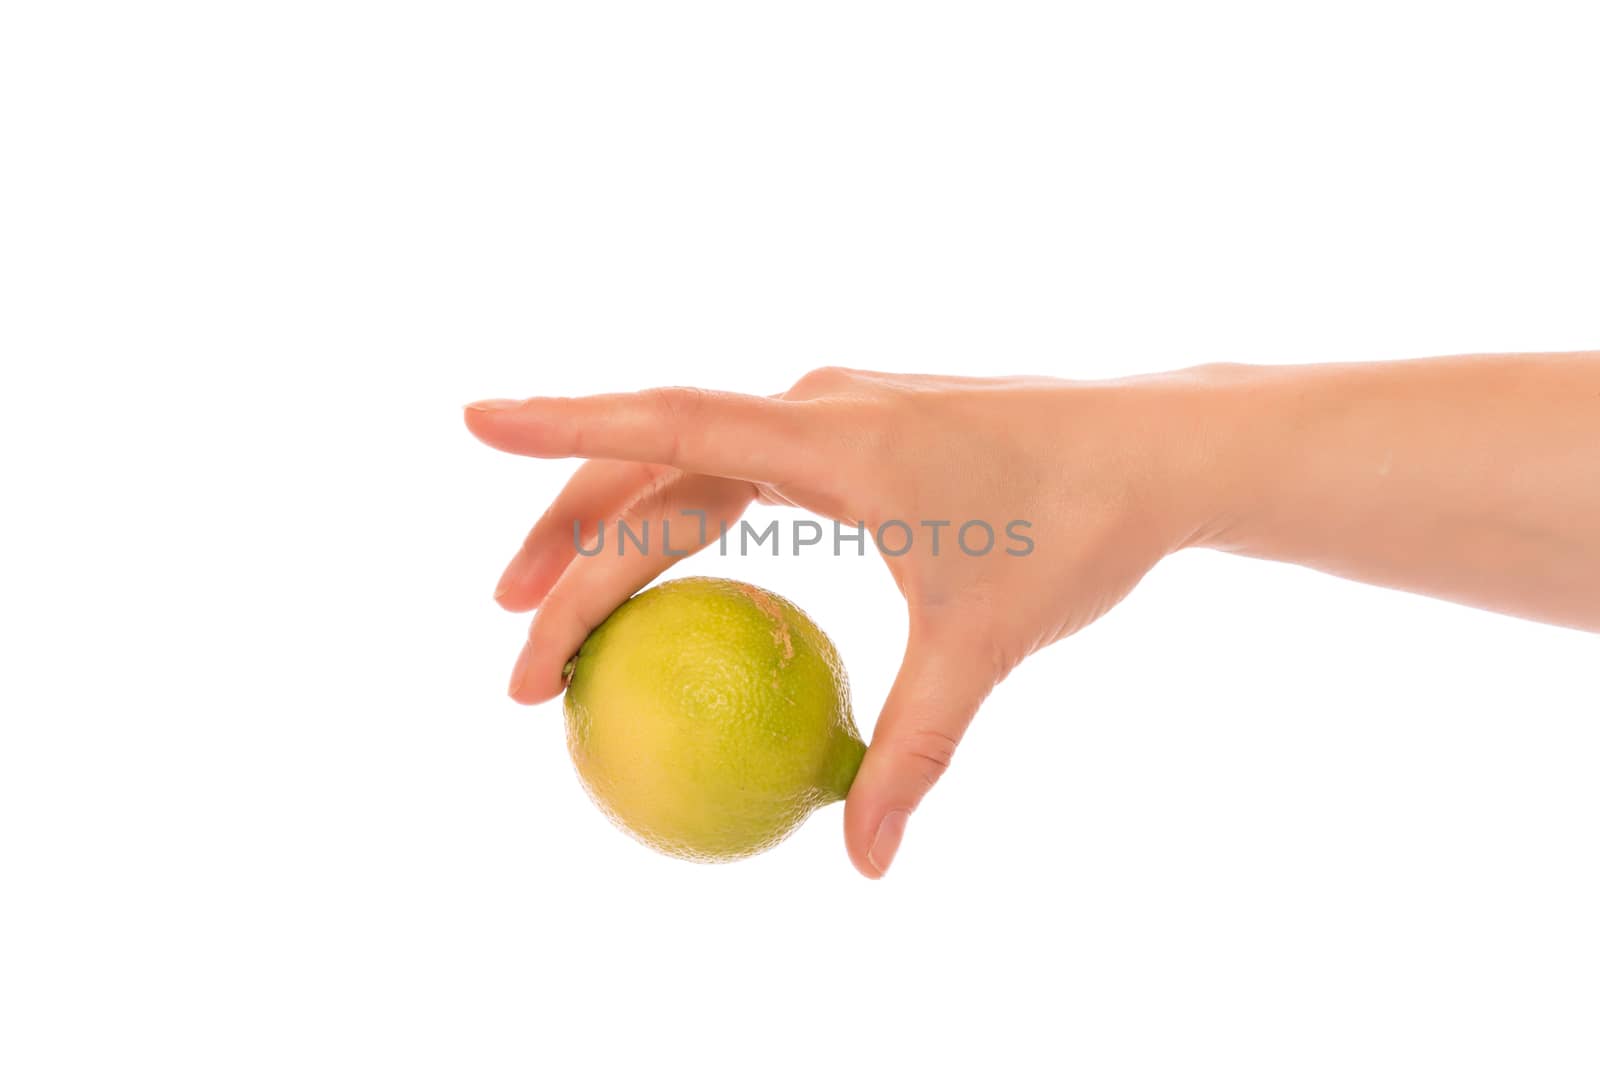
[563,577,865,862]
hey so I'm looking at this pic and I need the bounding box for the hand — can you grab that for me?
[464,367,1210,876]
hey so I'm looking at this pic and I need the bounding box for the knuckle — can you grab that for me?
[617,490,667,529]
[809,398,899,484]
[643,387,706,467]
[940,619,1014,690]
[648,385,709,420]
[854,397,900,449]
[895,728,961,791]
[788,365,854,398]
[638,467,682,509]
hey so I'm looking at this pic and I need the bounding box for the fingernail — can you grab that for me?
[508,639,535,699]
[494,547,536,604]
[465,399,522,413]
[493,564,518,602]
[867,810,910,876]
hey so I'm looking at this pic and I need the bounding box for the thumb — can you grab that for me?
[844,614,999,879]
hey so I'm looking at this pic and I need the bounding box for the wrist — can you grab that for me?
[1131,362,1285,555]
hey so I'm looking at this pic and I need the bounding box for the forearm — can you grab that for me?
[1174,352,1600,632]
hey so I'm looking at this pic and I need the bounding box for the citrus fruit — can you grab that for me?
[562,577,865,862]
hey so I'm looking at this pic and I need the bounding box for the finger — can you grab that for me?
[463,388,813,484]
[494,459,670,612]
[843,612,999,878]
[507,473,757,705]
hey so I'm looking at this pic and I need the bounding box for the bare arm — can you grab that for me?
[465,350,1599,876]
[1182,352,1600,632]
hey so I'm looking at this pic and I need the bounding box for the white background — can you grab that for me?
[3,2,1597,1064]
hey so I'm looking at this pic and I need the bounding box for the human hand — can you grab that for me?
[464,367,1213,876]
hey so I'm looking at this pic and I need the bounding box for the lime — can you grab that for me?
[563,577,865,862]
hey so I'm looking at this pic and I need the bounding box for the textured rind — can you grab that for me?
[563,577,864,863]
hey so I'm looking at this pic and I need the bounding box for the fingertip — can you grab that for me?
[847,838,886,880]
[508,631,575,705]
[464,399,552,456]
[865,809,909,876]
[508,671,561,705]
[464,400,512,435]
[843,765,899,879]
[493,559,538,612]
[512,678,567,706]
[495,588,532,612]
[844,807,908,879]
[508,668,558,705]
[496,552,563,613]
[507,639,535,702]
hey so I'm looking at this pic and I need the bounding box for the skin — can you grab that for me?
[464,351,1600,878]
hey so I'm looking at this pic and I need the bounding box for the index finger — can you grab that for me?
[463,387,813,484]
